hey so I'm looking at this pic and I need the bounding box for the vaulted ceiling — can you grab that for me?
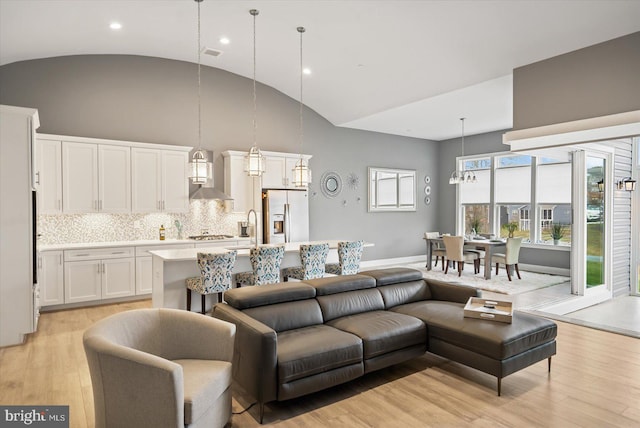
[1,0,639,140]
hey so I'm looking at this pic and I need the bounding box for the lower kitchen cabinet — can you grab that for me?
[38,251,64,306]
[64,247,135,304]
[135,243,193,295]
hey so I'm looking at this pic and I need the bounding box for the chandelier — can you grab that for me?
[449,117,476,185]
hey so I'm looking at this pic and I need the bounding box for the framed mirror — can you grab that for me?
[320,171,342,198]
[368,167,416,212]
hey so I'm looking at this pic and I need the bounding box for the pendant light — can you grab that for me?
[449,118,476,185]
[291,26,312,188]
[244,9,266,177]
[189,0,213,185]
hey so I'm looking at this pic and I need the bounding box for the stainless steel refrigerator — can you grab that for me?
[262,189,309,244]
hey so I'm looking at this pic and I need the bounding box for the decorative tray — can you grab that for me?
[464,297,513,323]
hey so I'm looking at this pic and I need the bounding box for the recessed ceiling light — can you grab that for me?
[110,22,122,30]
[219,37,230,45]
[303,68,312,75]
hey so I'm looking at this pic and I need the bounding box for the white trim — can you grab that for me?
[518,263,570,277]
[504,110,640,151]
[632,137,640,296]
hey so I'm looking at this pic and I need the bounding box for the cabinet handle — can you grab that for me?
[76,253,90,257]
[102,263,106,274]
[111,251,126,255]
[38,257,42,269]
[99,200,102,210]
[35,171,40,185]
[97,264,101,274]
[59,254,62,265]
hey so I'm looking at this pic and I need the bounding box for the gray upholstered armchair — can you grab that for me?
[83,308,236,428]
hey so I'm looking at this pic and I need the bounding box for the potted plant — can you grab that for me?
[551,223,566,245]
[468,218,482,235]
[503,221,518,238]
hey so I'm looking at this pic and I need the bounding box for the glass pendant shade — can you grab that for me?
[292,158,311,188]
[449,117,476,185]
[245,146,265,177]
[189,149,213,185]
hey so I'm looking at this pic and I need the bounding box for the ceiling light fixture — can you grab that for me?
[219,36,230,45]
[109,22,122,30]
[244,9,265,177]
[449,117,476,185]
[189,0,213,185]
[302,67,312,75]
[291,26,312,188]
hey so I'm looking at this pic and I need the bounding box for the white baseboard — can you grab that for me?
[360,255,425,269]
[518,263,570,277]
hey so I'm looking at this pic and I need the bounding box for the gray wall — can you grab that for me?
[513,31,640,130]
[0,55,438,261]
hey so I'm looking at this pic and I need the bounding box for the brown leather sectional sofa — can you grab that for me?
[213,267,557,423]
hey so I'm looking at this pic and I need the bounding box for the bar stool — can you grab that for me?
[282,243,330,281]
[325,240,364,275]
[185,250,237,314]
[235,245,285,286]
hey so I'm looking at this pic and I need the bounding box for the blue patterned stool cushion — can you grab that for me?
[282,243,330,280]
[236,245,285,286]
[325,240,364,275]
[186,251,237,294]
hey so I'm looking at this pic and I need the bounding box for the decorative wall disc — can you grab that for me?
[320,171,342,198]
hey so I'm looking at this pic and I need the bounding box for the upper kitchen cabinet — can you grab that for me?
[261,153,312,189]
[35,138,63,214]
[222,150,259,213]
[132,148,189,213]
[62,142,131,213]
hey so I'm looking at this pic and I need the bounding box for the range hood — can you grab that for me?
[190,184,233,200]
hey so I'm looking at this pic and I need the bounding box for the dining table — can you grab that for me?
[423,236,507,280]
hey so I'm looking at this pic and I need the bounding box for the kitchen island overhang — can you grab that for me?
[150,240,373,313]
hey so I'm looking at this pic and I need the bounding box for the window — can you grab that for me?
[456,152,572,246]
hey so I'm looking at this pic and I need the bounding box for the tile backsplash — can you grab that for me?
[38,200,247,244]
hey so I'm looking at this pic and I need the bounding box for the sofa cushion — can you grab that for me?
[391,301,557,360]
[316,288,385,322]
[243,299,323,332]
[224,282,316,310]
[174,359,232,425]
[327,311,426,359]
[360,267,423,285]
[277,325,363,384]
[303,274,376,296]
[377,280,431,309]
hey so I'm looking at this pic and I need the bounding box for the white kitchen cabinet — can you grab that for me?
[64,260,102,304]
[38,251,64,306]
[35,139,63,214]
[222,151,259,213]
[132,148,189,213]
[64,247,135,303]
[62,142,130,213]
[261,153,312,189]
[135,243,193,295]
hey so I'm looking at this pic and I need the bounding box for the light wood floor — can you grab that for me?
[2,300,639,427]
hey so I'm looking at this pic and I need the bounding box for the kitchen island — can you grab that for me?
[150,240,373,313]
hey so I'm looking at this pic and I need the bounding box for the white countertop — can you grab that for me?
[150,240,374,262]
[39,237,247,252]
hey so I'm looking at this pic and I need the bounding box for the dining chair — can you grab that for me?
[185,250,237,314]
[235,245,285,286]
[424,232,447,270]
[492,237,523,281]
[282,243,330,281]
[325,240,364,275]
[442,235,480,276]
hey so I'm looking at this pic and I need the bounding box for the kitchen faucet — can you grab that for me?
[247,209,259,249]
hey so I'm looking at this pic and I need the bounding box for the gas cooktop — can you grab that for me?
[188,234,234,241]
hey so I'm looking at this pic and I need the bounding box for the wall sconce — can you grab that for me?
[597,179,604,193]
[616,177,637,192]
